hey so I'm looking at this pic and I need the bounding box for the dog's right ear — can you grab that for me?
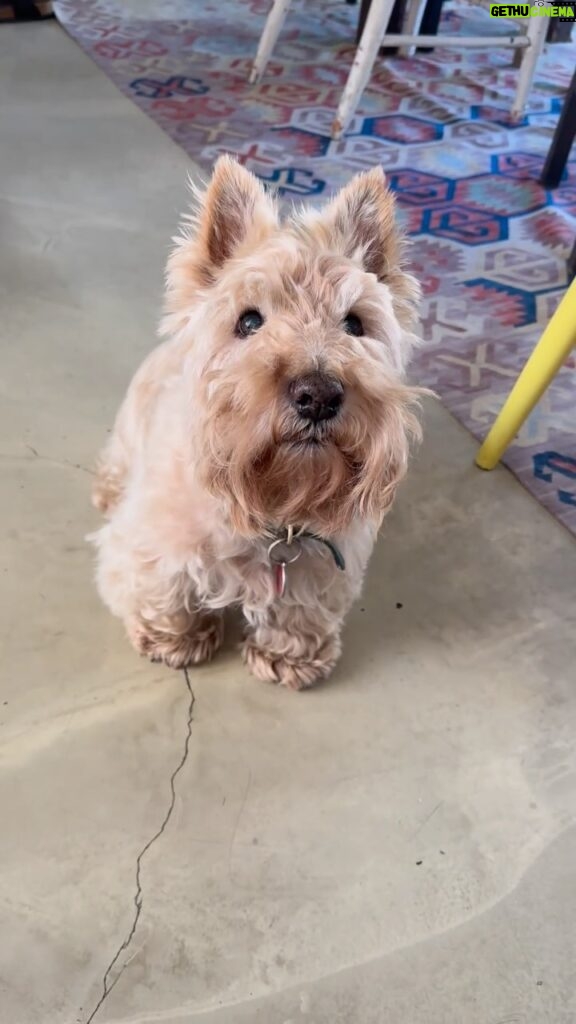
[195,155,278,272]
[163,156,278,327]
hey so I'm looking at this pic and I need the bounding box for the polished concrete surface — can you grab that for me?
[1,20,575,1024]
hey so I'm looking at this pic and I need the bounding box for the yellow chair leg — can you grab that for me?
[476,278,576,470]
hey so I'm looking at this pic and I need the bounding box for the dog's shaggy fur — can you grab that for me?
[92,156,422,690]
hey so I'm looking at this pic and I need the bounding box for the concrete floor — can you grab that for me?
[1,19,575,1024]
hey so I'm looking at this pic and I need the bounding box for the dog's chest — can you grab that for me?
[185,537,341,612]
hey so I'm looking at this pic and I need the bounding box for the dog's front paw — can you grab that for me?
[128,615,224,670]
[242,635,340,691]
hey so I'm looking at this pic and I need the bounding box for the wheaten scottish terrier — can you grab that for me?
[92,156,422,690]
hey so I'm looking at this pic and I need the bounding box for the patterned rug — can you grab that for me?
[55,0,576,535]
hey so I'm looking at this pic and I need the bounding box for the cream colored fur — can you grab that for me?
[92,156,422,690]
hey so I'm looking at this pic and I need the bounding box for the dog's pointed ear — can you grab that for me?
[195,155,278,271]
[163,156,278,331]
[319,166,401,281]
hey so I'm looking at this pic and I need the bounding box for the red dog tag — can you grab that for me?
[273,561,287,598]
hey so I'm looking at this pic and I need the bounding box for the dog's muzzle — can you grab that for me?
[288,372,344,424]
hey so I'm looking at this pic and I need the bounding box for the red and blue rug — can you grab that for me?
[56,0,576,535]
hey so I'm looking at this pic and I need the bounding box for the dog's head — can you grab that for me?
[163,156,422,538]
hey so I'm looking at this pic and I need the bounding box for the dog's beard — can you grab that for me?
[199,382,422,538]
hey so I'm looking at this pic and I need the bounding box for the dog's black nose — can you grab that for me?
[289,372,344,423]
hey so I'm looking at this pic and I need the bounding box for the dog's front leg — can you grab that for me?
[242,578,357,691]
[126,605,224,671]
[95,522,224,670]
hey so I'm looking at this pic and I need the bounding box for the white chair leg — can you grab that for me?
[249,0,294,84]
[332,0,397,138]
[511,15,548,120]
[398,0,428,57]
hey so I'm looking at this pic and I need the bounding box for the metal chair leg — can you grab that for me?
[540,69,576,189]
[476,280,576,470]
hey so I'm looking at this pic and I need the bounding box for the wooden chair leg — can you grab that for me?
[333,0,397,138]
[511,14,548,121]
[356,0,407,54]
[399,0,429,57]
[249,0,293,84]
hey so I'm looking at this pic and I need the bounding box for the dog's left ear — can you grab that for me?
[319,166,401,281]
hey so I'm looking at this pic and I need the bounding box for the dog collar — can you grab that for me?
[265,524,345,598]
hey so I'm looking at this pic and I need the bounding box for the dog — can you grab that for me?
[92,155,422,690]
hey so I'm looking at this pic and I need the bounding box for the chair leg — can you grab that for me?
[511,15,548,120]
[398,0,428,57]
[356,0,373,42]
[512,43,523,69]
[415,0,443,52]
[356,0,407,52]
[540,69,576,189]
[332,0,397,138]
[249,0,293,84]
[569,239,576,283]
[476,279,576,470]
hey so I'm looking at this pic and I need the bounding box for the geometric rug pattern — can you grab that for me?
[56,0,576,535]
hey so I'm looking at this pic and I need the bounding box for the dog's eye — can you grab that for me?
[235,309,264,338]
[343,312,364,337]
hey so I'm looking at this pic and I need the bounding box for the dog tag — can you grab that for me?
[268,536,302,599]
[273,561,287,598]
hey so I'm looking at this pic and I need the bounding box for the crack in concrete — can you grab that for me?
[0,447,95,475]
[84,668,196,1024]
